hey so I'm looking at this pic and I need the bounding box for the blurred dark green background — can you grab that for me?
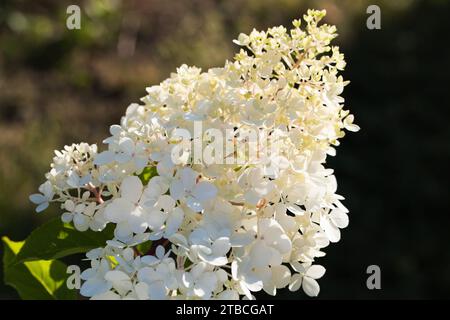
[1,0,449,299]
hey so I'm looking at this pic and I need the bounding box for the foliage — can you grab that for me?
[14,218,114,264]
[2,237,76,300]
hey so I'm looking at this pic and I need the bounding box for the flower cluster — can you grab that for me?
[31,10,359,300]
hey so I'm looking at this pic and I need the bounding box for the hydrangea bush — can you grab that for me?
[18,9,359,300]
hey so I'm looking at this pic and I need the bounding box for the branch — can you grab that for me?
[87,183,104,204]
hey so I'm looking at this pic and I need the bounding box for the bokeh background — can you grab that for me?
[1,0,449,299]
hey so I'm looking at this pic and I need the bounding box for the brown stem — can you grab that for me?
[256,198,267,210]
[87,183,104,204]
[292,52,305,69]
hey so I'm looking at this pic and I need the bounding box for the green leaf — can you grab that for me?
[14,217,114,264]
[2,237,77,300]
[136,240,152,255]
[138,166,158,185]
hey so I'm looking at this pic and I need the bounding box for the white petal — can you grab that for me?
[80,279,111,297]
[105,270,133,292]
[61,212,73,223]
[180,167,198,190]
[115,153,132,164]
[36,202,49,213]
[155,245,165,259]
[148,176,169,194]
[321,216,341,243]
[195,244,212,256]
[134,282,150,300]
[141,256,159,266]
[156,195,175,211]
[119,137,135,155]
[29,194,46,205]
[182,272,194,288]
[64,200,75,212]
[169,180,185,201]
[80,268,96,281]
[169,233,188,248]
[249,242,272,268]
[267,248,282,267]
[121,176,143,203]
[84,202,97,217]
[191,262,207,278]
[330,209,349,228]
[230,233,254,247]
[67,172,81,188]
[73,214,89,232]
[110,124,123,135]
[212,237,231,257]
[192,182,218,202]
[123,247,134,261]
[290,261,306,273]
[231,260,238,280]
[287,204,305,216]
[39,181,54,198]
[105,198,134,223]
[74,203,85,214]
[244,190,261,206]
[105,270,130,283]
[186,196,203,212]
[244,277,264,292]
[137,267,158,283]
[128,208,148,234]
[148,231,164,241]
[92,290,121,300]
[302,277,320,297]
[217,289,239,300]
[274,234,292,255]
[240,282,255,300]
[197,273,218,295]
[114,222,133,241]
[147,210,166,231]
[165,207,184,236]
[271,265,291,288]
[288,274,303,292]
[156,159,175,178]
[189,228,209,244]
[306,265,326,280]
[135,156,149,172]
[216,269,228,283]
[263,282,276,296]
[94,151,115,165]
[198,253,228,266]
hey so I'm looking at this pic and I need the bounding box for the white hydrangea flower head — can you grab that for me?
[31,9,359,300]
